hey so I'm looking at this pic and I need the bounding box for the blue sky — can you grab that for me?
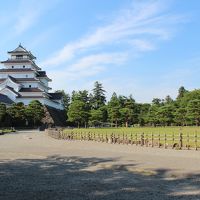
[0,0,200,102]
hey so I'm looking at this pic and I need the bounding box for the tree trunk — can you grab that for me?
[125,121,128,128]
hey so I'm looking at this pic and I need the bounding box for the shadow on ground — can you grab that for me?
[0,156,200,200]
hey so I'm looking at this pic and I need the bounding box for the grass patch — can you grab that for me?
[62,127,200,149]
[0,129,15,135]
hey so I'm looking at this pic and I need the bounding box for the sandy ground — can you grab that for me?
[0,131,200,200]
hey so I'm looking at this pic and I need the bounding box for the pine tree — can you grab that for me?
[92,81,106,109]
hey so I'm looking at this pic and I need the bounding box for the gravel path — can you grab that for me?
[0,131,200,200]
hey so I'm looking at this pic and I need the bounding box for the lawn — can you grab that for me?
[63,127,200,149]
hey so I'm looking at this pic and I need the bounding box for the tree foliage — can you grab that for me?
[26,100,45,126]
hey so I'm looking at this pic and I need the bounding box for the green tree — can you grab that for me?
[165,95,173,104]
[174,107,187,126]
[7,102,26,126]
[157,105,174,126]
[177,86,188,99]
[147,105,159,126]
[0,103,6,126]
[138,103,151,126]
[107,92,121,127]
[152,98,162,106]
[26,100,44,126]
[186,99,200,126]
[119,95,135,127]
[89,109,104,127]
[91,81,106,109]
[68,100,89,128]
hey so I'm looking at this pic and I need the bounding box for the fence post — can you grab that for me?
[146,133,148,147]
[118,133,120,144]
[136,133,138,145]
[195,132,197,151]
[125,133,128,145]
[187,133,189,150]
[179,133,183,150]
[131,133,133,145]
[141,133,144,146]
[151,133,154,147]
[113,133,116,144]
[164,133,167,149]
[158,133,160,148]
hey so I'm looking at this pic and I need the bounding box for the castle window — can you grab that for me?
[16,55,23,59]
[23,65,25,68]
[26,75,28,78]
[12,66,14,68]
[29,85,31,88]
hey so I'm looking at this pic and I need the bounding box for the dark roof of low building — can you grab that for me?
[0,68,34,72]
[19,88,43,92]
[0,94,14,105]
[48,92,63,100]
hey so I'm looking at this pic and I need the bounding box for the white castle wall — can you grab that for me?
[0,73,35,79]
[5,64,32,69]
[21,82,39,88]
[16,97,64,110]
[19,92,43,97]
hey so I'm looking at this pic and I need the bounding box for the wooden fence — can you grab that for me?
[47,128,200,150]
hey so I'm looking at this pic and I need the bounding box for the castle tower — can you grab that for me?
[0,44,64,110]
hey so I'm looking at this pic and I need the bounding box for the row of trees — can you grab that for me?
[0,100,44,127]
[65,82,200,127]
[1,82,200,128]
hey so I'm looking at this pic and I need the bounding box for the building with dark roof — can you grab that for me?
[0,44,64,110]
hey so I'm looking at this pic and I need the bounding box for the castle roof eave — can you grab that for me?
[0,94,14,105]
[7,44,36,59]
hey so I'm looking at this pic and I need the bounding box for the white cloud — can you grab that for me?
[42,0,187,100]
[41,0,184,68]
[129,39,155,51]
[48,52,127,84]
[68,52,127,72]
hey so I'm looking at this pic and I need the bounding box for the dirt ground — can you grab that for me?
[0,130,200,200]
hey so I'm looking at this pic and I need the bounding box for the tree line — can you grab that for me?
[0,100,44,127]
[61,82,200,127]
[1,82,200,128]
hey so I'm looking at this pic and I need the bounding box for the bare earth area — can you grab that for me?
[0,131,200,200]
